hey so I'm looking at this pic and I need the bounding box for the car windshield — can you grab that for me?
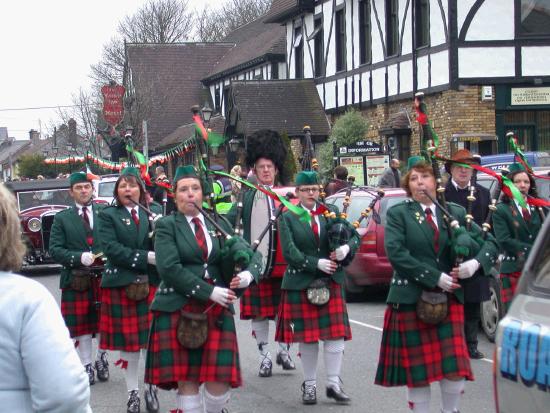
[378,196,408,225]
[17,189,73,211]
[99,181,116,197]
[531,229,550,289]
[535,176,550,200]
[327,194,374,228]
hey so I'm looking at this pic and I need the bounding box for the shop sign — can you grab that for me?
[511,87,550,106]
[339,140,382,155]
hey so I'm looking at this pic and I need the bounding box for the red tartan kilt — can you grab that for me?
[375,297,473,387]
[61,276,102,337]
[145,300,241,390]
[98,285,156,352]
[239,277,282,320]
[275,281,352,343]
[500,271,521,312]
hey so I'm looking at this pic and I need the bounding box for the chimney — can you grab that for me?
[29,129,40,145]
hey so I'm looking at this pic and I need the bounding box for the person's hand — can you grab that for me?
[317,259,337,275]
[80,252,94,267]
[457,259,480,279]
[230,271,253,289]
[437,272,460,292]
[330,244,350,261]
[209,287,237,308]
[147,251,156,266]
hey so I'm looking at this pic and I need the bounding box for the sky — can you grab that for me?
[0,0,222,141]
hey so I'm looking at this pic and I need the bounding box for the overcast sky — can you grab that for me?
[0,0,223,141]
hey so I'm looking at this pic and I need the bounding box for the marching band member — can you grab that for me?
[493,163,543,313]
[276,171,360,405]
[144,165,262,413]
[49,171,109,385]
[375,157,498,413]
[443,150,491,359]
[226,129,296,377]
[97,167,160,413]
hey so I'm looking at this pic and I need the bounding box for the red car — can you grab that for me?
[326,187,408,294]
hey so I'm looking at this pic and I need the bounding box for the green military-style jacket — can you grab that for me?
[49,203,104,289]
[384,200,499,304]
[97,205,159,288]
[278,203,360,290]
[151,212,263,313]
[493,201,542,274]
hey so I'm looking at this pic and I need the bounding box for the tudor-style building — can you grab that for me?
[264,0,550,159]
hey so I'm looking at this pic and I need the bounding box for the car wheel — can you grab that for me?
[480,276,504,343]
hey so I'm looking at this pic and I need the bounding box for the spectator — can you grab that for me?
[324,165,349,196]
[378,159,402,187]
[0,183,91,413]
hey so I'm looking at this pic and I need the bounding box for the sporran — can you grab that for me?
[177,310,208,349]
[416,290,448,324]
[306,277,331,306]
[125,275,150,301]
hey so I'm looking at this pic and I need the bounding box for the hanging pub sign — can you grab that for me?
[339,140,383,155]
[101,83,126,127]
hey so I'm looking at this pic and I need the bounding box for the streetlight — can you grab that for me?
[228,137,242,153]
[67,143,74,172]
[201,104,213,127]
[52,146,59,176]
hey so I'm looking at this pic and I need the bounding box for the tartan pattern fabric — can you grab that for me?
[61,276,101,337]
[192,217,208,261]
[375,297,473,387]
[275,281,352,343]
[145,299,241,390]
[239,277,282,320]
[99,285,156,351]
[500,271,521,312]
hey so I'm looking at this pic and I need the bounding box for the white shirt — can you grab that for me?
[75,202,93,229]
[451,178,469,191]
[420,202,438,229]
[185,214,213,256]
[514,199,530,218]
[301,204,321,233]
[125,205,139,221]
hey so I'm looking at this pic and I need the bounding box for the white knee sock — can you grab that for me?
[406,386,431,413]
[323,339,345,389]
[440,379,465,413]
[299,342,319,384]
[277,342,290,355]
[95,334,106,359]
[252,319,270,360]
[177,393,202,413]
[204,388,230,413]
[75,334,93,366]
[119,351,140,392]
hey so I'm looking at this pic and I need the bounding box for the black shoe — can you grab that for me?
[276,352,296,370]
[259,355,272,377]
[144,384,159,413]
[95,352,109,382]
[85,363,95,385]
[301,382,317,405]
[127,390,140,413]
[326,385,351,404]
[468,347,484,359]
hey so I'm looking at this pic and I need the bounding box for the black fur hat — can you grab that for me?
[246,129,288,184]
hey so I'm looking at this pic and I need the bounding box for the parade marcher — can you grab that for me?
[0,182,92,413]
[444,150,491,359]
[49,171,110,385]
[276,171,360,405]
[378,158,402,188]
[226,129,296,377]
[145,165,263,413]
[97,167,160,413]
[324,165,348,196]
[493,163,543,313]
[375,157,499,413]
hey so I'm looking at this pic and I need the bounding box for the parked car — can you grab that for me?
[480,152,550,171]
[93,174,118,204]
[326,187,408,294]
[493,215,550,413]
[4,178,73,268]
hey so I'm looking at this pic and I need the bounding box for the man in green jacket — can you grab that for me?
[49,171,109,385]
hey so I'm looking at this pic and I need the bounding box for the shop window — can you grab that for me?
[386,0,399,56]
[519,0,550,36]
[359,0,372,64]
[415,0,430,48]
[335,8,347,72]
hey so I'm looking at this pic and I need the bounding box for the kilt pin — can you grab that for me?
[376,199,499,388]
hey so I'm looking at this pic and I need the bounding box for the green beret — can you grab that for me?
[295,171,319,186]
[69,172,89,187]
[121,166,142,182]
[507,163,526,174]
[407,156,429,171]
[174,165,199,183]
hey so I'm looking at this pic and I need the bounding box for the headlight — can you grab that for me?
[27,217,42,232]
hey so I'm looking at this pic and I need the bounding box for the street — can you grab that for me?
[33,272,496,413]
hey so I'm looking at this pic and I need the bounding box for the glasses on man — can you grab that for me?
[298,187,320,194]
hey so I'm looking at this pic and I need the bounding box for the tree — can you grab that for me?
[280,130,297,185]
[318,110,370,178]
[195,0,273,42]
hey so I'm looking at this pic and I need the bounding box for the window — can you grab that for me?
[359,0,372,64]
[415,0,429,48]
[386,0,399,56]
[223,88,230,117]
[294,26,304,78]
[214,87,221,112]
[312,17,324,77]
[520,0,550,36]
[272,62,279,79]
[335,8,347,72]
